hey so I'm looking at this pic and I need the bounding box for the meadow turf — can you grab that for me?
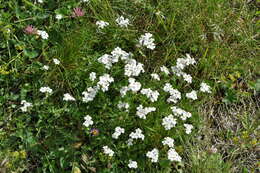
[0,0,259,172]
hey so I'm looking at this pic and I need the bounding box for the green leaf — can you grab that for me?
[23,49,39,58]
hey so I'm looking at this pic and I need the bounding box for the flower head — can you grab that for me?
[116,16,130,27]
[103,146,114,157]
[146,148,159,163]
[139,33,156,50]
[90,128,99,136]
[63,93,76,101]
[128,160,138,169]
[24,25,37,35]
[83,115,93,127]
[72,7,85,18]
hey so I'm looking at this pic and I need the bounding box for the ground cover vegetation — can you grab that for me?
[0,0,259,172]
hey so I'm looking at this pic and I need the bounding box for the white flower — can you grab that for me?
[128,78,141,92]
[146,148,159,163]
[55,14,62,20]
[81,0,89,2]
[103,146,114,157]
[96,20,109,29]
[171,106,192,120]
[182,73,192,83]
[151,73,160,81]
[184,124,193,134]
[162,137,175,148]
[117,101,129,111]
[82,87,98,103]
[127,138,134,146]
[167,148,182,162]
[163,83,181,103]
[37,30,49,39]
[162,114,177,130]
[160,66,170,75]
[124,59,144,77]
[53,58,60,65]
[37,0,43,3]
[43,65,49,70]
[128,160,138,169]
[185,54,196,65]
[89,72,96,81]
[139,33,156,50]
[97,74,114,92]
[186,90,197,100]
[136,105,156,119]
[116,16,130,27]
[176,54,196,70]
[129,128,145,140]
[83,115,93,127]
[97,54,114,69]
[112,127,125,139]
[63,93,76,101]
[21,100,32,112]
[200,82,211,93]
[39,86,53,94]
[111,47,130,61]
[171,66,184,77]
[120,86,129,97]
[140,88,159,102]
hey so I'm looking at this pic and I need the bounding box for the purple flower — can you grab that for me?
[24,25,37,35]
[72,7,85,18]
[90,128,99,136]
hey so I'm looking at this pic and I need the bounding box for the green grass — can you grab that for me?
[0,0,259,172]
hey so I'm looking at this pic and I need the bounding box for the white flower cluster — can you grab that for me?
[163,83,181,103]
[124,59,144,77]
[116,16,130,27]
[128,78,142,93]
[171,106,192,121]
[43,65,49,70]
[146,148,159,163]
[160,66,170,75]
[171,54,196,83]
[184,124,193,134]
[186,90,198,100]
[20,100,32,112]
[89,72,96,81]
[83,115,93,127]
[162,137,175,148]
[162,114,177,130]
[97,74,114,92]
[55,14,62,20]
[96,20,109,29]
[200,82,211,93]
[117,101,129,111]
[140,88,159,102]
[136,105,156,119]
[129,128,145,141]
[128,160,138,169]
[151,73,160,81]
[139,33,156,50]
[167,148,182,162]
[39,86,53,94]
[98,47,131,69]
[63,93,76,101]
[111,47,130,61]
[82,87,98,103]
[37,30,49,39]
[53,58,60,65]
[103,146,114,157]
[176,54,196,70]
[112,127,125,139]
